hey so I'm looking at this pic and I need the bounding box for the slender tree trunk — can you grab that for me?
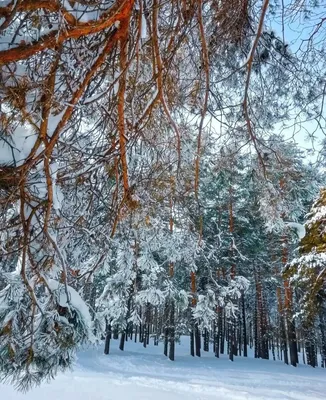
[113,326,119,340]
[277,284,288,365]
[195,324,201,357]
[164,302,169,357]
[229,321,234,362]
[139,307,143,342]
[154,306,159,346]
[146,304,151,346]
[220,310,225,354]
[119,332,125,351]
[204,328,209,352]
[215,317,220,358]
[169,300,175,361]
[254,295,259,358]
[125,324,129,342]
[104,323,111,355]
[242,293,247,357]
[238,315,242,357]
[143,322,147,348]
[190,327,195,357]
[306,335,317,368]
[320,312,326,368]
[287,318,298,366]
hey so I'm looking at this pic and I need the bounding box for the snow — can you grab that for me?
[306,205,326,227]
[286,222,306,239]
[0,123,37,166]
[1,337,326,399]
[141,14,147,39]
[46,279,93,333]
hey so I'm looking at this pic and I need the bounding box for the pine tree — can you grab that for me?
[286,189,326,366]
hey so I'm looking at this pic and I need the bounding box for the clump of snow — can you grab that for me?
[141,14,147,39]
[0,124,37,166]
[47,279,93,335]
[286,222,306,239]
[50,162,64,211]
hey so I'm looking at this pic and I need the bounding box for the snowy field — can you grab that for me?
[2,338,326,400]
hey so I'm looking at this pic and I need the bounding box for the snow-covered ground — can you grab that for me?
[2,337,326,400]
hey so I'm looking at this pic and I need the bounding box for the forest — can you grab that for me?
[0,0,326,393]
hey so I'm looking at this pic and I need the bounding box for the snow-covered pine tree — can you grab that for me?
[286,188,326,367]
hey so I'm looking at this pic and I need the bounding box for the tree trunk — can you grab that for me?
[242,293,247,357]
[195,324,201,357]
[320,312,326,368]
[119,332,125,351]
[287,318,298,366]
[204,328,209,352]
[164,302,169,356]
[113,326,119,340]
[104,323,111,355]
[215,318,219,358]
[143,323,147,348]
[220,310,225,354]
[169,300,175,361]
[229,321,234,362]
[190,327,195,357]
[254,296,259,358]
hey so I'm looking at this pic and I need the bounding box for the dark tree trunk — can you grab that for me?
[238,319,242,357]
[169,300,175,361]
[164,301,169,356]
[204,328,209,352]
[139,307,143,342]
[195,324,201,357]
[164,326,169,356]
[320,313,326,368]
[305,327,317,368]
[214,317,219,358]
[139,322,143,343]
[143,323,147,348]
[242,293,247,357]
[154,306,159,346]
[233,320,238,356]
[220,310,225,354]
[254,298,259,359]
[113,327,119,340]
[306,337,317,368]
[256,273,268,360]
[229,321,234,362]
[190,327,195,357]
[287,318,298,366]
[104,323,111,355]
[230,317,237,361]
[119,332,125,351]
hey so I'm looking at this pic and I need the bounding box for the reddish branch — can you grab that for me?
[242,0,270,174]
[152,0,181,171]
[117,16,131,197]
[194,0,210,200]
[0,0,134,65]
